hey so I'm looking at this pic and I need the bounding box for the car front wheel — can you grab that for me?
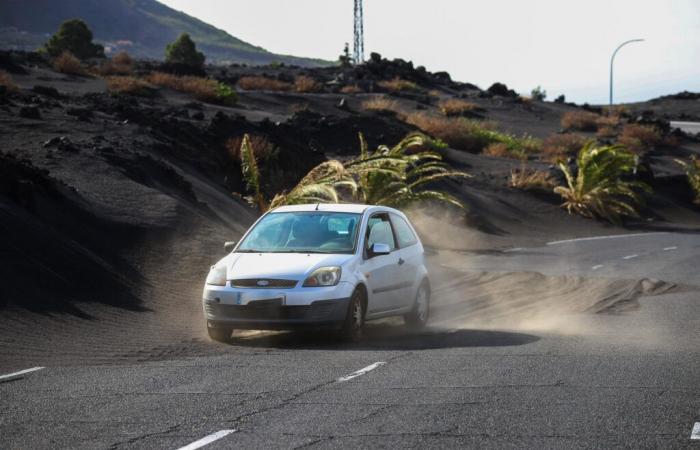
[341,289,365,342]
[207,326,233,343]
[404,282,430,329]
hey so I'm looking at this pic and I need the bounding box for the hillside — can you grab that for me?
[0,0,328,66]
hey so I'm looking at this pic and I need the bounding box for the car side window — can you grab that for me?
[391,214,418,248]
[365,214,396,251]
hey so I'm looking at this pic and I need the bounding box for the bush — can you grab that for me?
[377,77,416,92]
[510,162,556,190]
[44,19,104,59]
[561,110,599,131]
[146,72,236,105]
[237,76,291,91]
[362,97,401,113]
[340,85,362,94]
[617,123,662,154]
[53,51,86,75]
[483,143,512,158]
[0,71,18,93]
[542,133,589,162]
[530,86,546,101]
[437,98,479,116]
[165,33,205,69]
[294,75,322,93]
[675,156,700,205]
[106,76,153,96]
[554,143,651,223]
[98,51,134,76]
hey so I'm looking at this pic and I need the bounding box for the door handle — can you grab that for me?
[398,257,405,265]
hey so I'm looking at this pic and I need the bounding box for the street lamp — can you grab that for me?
[609,39,644,112]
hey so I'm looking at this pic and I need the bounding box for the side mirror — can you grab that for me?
[369,243,391,257]
[224,241,236,253]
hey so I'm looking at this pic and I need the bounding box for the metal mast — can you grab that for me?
[353,0,364,64]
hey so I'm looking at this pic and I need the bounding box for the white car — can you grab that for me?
[202,203,430,342]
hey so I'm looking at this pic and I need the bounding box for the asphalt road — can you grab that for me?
[671,121,700,135]
[1,232,699,449]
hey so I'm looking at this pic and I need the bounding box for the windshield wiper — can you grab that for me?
[236,249,264,253]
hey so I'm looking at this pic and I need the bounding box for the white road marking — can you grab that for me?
[176,429,237,450]
[591,265,604,270]
[622,254,639,260]
[337,362,386,382]
[547,232,666,246]
[0,367,44,382]
[691,422,700,440]
[663,246,678,251]
[504,247,523,253]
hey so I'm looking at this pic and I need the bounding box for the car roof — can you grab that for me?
[271,203,400,215]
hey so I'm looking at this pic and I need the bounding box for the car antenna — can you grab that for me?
[315,202,320,211]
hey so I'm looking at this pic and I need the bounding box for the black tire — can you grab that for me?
[404,281,430,329]
[341,288,365,342]
[207,326,233,343]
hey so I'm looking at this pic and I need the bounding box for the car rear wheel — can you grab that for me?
[341,289,365,342]
[207,326,233,343]
[404,282,430,329]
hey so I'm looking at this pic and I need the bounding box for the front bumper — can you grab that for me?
[202,282,354,330]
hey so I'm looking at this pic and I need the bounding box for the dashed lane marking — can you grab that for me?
[176,429,237,450]
[691,422,700,440]
[337,362,386,382]
[547,232,667,246]
[622,254,639,260]
[663,246,678,251]
[592,265,604,270]
[0,367,44,382]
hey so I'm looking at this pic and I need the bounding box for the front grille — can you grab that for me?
[230,278,298,289]
[206,302,309,320]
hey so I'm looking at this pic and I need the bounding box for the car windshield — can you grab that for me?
[237,211,361,254]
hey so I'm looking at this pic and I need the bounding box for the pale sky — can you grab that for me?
[160,0,700,104]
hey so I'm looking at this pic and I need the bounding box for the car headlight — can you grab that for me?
[303,266,341,287]
[205,265,227,286]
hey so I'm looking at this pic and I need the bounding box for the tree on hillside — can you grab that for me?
[44,19,105,59]
[339,43,352,67]
[165,33,205,69]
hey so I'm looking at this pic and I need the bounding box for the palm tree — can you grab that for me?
[239,134,267,212]
[554,142,652,224]
[675,156,700,205]
[268,160,357,209]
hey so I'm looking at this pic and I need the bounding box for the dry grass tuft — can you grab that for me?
[377,77,417,92]
[226,135,275,162]
[238,76,291,91]
[596,126,617,139]
[482,143,512,158]
[146,72,235,104]
[362,96,401,113]
[0,71,18,92]
[106,76,152,96]
[294,75,322,93]
[542,133,589,162]
[340,84,362,94]
[53,51,86,76]
[405,113,494,152]
[438,98,479,116]
[617,123,663,154]
[510,163,556,190]
[561,110,599,131]
[98,51,134,76]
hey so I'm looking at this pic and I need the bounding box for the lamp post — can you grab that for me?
[609,39,644,112]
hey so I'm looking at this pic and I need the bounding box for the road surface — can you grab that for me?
[671,121,700,135]
[0,232,699,449]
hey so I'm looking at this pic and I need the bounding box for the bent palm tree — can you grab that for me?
[554,142,652,224]
[675,156,700,205]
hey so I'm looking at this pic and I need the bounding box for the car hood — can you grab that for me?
[220,252,354,281]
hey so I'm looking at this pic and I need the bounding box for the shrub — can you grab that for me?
[98,51,134,76]
[437,98,479,116]
[146,72,236,105]
[554,143,651,223]
[165,33,205,69]
[294,75,322,93]
[0,71,18,93]
[53,51,86,75]
[542,133,589,162]
[596,126,617,139]
[530,86,546,101]
[675,156,700,205]
[237,76,291,91]
[377,77,417,92]
[561,110,599,131]
[483,143,512,158]
[510,163,556,190]
[43,19,104,59]
[340,85,362,94]
[617,123,662,154]
[362,97,401,113]
[106,76,153,96]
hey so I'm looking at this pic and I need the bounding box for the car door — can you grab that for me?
[361,213,402,314]
[390,213,421,308]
